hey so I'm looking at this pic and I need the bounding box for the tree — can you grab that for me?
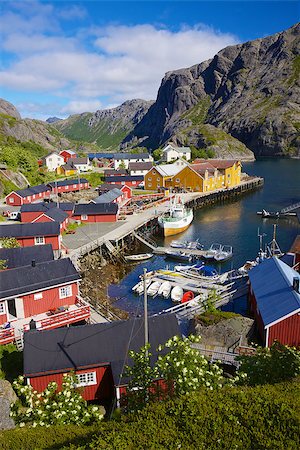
[10,373,104,428]
[237,341,300,386]
[152,148,162,161]
[0,259,7,270]
[0,237,20,248]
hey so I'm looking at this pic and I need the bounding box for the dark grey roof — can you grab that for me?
[47,178,88,188]
[0,244,54,269]
[0,222,60,238]
[23,315,180,384]
[21,202,74,213]
[103,169,128,176]
[0,258,80,300]
[104,175,143,183]
[14,184,51,198]
[113,153,151,160]
[128,161,153,171]
[92,189,122,204]
[41,208,68,223]
[88,153,114,160]
[74,203,118,215]
[68,157,89,165]
[97,183,123,192]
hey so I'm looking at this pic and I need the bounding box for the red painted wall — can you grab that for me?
[21,211,42,222]
[248,290,265,342]
[268,313,300,347]
[121,185,132,199]
[60,151,77,163]
[6,191,50,206]
[5,192,23,206]
[0,311,8,326]
[72,214,117,223]
[16,235,60,251]
[51,183,89,195]
[28,365,114,401]
[22,282,79,317]
[33,215,68,231]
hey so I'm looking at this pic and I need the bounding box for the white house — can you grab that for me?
[161,143,191,162]
[44,152,65,172]
[113,153,153,170]
[128,161,153,176]
[67,157,91,172]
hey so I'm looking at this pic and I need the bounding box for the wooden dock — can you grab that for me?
[154,246,207,258]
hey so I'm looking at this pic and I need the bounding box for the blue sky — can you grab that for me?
[0,1,298,120]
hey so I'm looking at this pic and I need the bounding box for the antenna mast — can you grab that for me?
[143,268,149,356]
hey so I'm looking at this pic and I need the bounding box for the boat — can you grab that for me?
[181,291,194,303]
[165,250,192,262]
[170,240,188,248]
[132,279,151,295]
[171,286,184,303]
[174,263,229,283]
[158,196,193,237]
[158,281,172,299]
[147,281,162,296]
[257,209,280,218]
[203,243,223,260]
[125,253,153,262]
[214,245,233,262]
[170,239,203,250]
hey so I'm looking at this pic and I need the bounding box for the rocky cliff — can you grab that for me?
[123,23,300,158]
[55,99,153,149]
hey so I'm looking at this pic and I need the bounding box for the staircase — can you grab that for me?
[133,231,158,251]
[105,240,126,263]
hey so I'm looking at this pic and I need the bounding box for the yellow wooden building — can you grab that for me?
[56,164,77,177]
[193,159,242,189]
[144,161,187,190]
[171,163,218,192]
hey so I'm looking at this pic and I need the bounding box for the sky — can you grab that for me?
[0,0,298,120]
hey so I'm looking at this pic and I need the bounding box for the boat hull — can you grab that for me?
[158,211,193,237]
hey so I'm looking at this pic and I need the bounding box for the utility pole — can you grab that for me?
[55,179,59,208]
[143,268,148,356]
[77,169,80,193]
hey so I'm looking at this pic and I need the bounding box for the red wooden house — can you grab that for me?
[97,183,132,200]
[47,178,89,195]
[0,258,89,345]
[20,202,74,223]
[5,184,51,206]
[104,175,143,188]
[59,150,77,163]
[72,203,118,223]
[32,208,69,231]
[248,257,300,347]
[0,244,54,270]
[0,222,61,252]
[90,188,125,205]
[23,315,180,404]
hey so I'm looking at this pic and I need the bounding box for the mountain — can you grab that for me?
[123,23,300,158]
[46,117,63,124]
[54,99,153,149]
[0,99,70,151]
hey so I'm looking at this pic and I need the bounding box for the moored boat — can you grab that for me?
[158,197,193,237]
[158,281,171,299]
[203,243,222,260]
[147,281,162,296]
[132,279,151,295]
[165,250,192,262]
[125,253,153,262]
[214,245,233,262]
[171,285,184,303]
[181,291,194,303]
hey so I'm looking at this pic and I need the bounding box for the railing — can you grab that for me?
[23,297,90,332]
[0,327,15,345]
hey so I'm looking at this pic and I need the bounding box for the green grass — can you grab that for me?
[195,310,239,326]
[181,96,211,125]
[83,172,104,187]
[0,173,19,196]
[0,344,23,382]
[288,55,300,86]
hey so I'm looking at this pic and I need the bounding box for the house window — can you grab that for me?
[9,198,14,203]
[59,285,72,299]
[148,183,152,187]
[175,178,180,183]
[33,195,36,199]
[0,302,5,315]
[35,236,45,245]
[148,177,152,181]
[73,184,77,188]
[66,186,69,190]
[76,371,97,387]
[81,214,88,220]
[34,292,43,300]
[157,177,160,182]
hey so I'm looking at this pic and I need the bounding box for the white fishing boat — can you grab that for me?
[171,285,183,303]
[170,240,188,248]
[203,243,223,260]
[158,281,171,299]
[147,281,162,296]
[214,245,233,262]
[158,196,193,237]
[125,253,153,262]
[132,279,151,295]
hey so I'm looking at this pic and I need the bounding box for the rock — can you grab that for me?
[46,117,63,124]
[0,99,21,119]
[0,379,17,430]
[123,23,300,158]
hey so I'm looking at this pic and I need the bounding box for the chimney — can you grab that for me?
[293,277,300,293]
[31,260,36,268]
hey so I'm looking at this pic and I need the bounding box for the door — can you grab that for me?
[7,299,17,319]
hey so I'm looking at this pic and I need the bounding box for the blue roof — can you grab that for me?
[88,152,151,160]
[248,257,300,327]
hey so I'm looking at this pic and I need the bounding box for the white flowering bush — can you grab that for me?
[10,373,104,427]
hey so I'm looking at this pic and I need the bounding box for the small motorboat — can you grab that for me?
[214,245,233,262]
[158,281,171,299]
[125,253,153,262]
[165,250,192,262]
[147,281,162,296]
[132,279,151,295]
[171,285,184,303]
[203,243,222,260]
[170,240,188,248]
[181,291,194,303]
[257,209,280,219]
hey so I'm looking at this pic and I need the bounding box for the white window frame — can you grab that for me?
[73,184,77,188]
[9,198,14,203]
[35,236,45,245]
[0,302,5,315]
[75,371,97,387]
[34,292,43,300]
[59,285,72,299]
[65,185,69,190]
[81,214,88,220]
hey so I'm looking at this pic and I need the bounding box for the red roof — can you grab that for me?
[191,162,216,175]
[193,159,239,169]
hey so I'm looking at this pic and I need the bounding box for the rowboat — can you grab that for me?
[147,281,162,296]
[132,279,151,295]
[181,291,194,303]
[158,281,171,299]
[125,253,153,262]
[171,286,184,303]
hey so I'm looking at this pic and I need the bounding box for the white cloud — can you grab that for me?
[61,100,103,115]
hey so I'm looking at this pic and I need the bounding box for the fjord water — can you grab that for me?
[112,159,300,316]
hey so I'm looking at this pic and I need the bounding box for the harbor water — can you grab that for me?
[111,159,300,316]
